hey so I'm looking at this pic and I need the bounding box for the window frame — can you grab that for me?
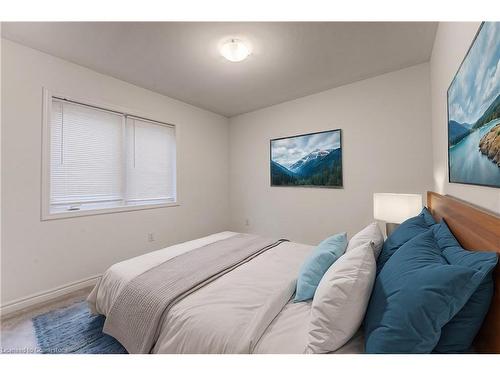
[41,88,179,221]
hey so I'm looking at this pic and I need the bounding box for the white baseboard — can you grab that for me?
[0,274,101,317]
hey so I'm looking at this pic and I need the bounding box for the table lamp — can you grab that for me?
[373,193,422,236]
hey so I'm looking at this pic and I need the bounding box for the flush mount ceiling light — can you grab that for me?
[219,39,251,62]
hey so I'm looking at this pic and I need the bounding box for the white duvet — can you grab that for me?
[88,231,364,354]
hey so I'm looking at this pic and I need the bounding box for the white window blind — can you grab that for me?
[125,117,176,203]
[48,97,176,215]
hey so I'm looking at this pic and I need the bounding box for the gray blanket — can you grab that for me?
[103,234,286,353]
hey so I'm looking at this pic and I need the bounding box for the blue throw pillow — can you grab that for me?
[364,229,487,353]
[294,232,347,302]
[432,221,498,353]
[376,207,435,274]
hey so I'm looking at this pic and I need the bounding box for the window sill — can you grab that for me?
[41,201,180,221]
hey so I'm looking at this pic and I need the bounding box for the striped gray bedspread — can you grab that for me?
[103,233,286,353]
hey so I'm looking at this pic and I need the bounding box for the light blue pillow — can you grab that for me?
[294,232,347,302]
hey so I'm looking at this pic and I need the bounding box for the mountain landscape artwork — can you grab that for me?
[448,22,500,188]
[270,129,342,187]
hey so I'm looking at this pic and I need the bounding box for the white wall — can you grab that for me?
[7,26,484,308]
[228,63,434,245]
[1,40,230,306]
[430,22,500,213]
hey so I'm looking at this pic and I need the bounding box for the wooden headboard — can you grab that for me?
[427,192,500,353]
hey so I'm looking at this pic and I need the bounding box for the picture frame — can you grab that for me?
[270,129,343,188]
[447,22,500,188]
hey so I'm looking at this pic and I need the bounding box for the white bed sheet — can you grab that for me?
[254,300,365,354]
[151,239,314,353]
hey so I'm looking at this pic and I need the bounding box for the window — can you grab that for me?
[43,93,176,218]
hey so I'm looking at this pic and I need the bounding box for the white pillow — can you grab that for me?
[346,222,384,259]
[306,242,376,353]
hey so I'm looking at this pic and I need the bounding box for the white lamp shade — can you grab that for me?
[373,193,422,224]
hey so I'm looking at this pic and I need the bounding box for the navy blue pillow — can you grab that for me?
[432,221,498,353]
[376,207,435,274]
[364,229,487,353]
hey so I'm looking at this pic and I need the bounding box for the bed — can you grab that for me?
[88,232,365,353]
[87,192,500,354]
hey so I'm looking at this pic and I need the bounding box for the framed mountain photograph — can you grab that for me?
[270,129,342,188]
[447,22,500,188]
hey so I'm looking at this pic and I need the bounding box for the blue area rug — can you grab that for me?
[32,301,127,354]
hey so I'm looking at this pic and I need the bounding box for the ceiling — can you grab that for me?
[2,22,438,117]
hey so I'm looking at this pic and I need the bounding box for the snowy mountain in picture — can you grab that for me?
[289,148,333,173]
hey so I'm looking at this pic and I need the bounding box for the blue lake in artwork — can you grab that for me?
[449,119,500,187]
[447,22,499,187]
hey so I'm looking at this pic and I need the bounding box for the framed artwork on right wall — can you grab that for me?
[447,22,500,188]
